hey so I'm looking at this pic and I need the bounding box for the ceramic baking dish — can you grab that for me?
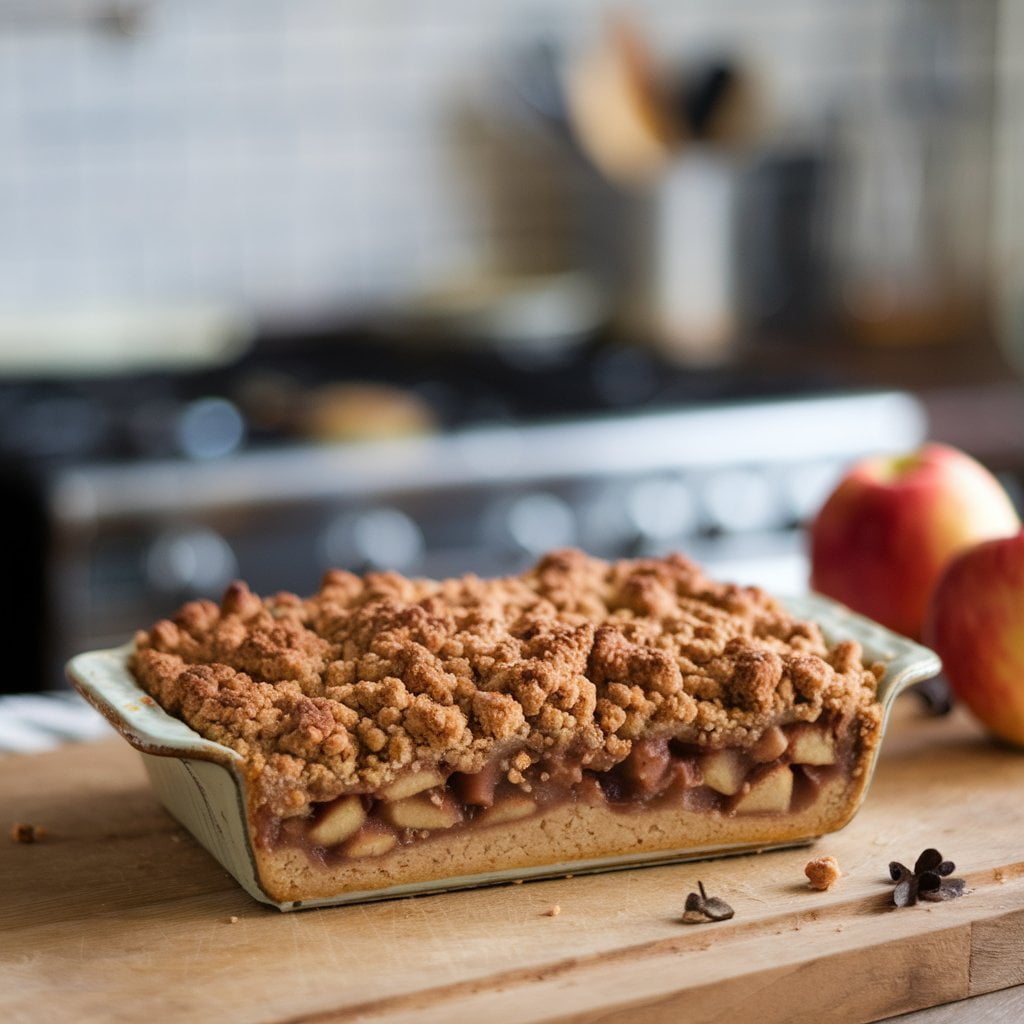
[66,592,940,911]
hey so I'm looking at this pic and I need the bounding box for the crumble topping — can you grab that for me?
[805,855,842,890]
[130,549,883,816]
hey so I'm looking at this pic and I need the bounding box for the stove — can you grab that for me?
[0,331,927,692]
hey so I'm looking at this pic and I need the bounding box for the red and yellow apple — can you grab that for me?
[809,443,1019,639]
[924,530,1024,746]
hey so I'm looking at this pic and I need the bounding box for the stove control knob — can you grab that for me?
[145,526,238,596]
[784,459,845,525]
[501,492,577,556]
[701,468,780,533]
[176,397,246,460]
[625,477,699,542]
[322,507,424,573]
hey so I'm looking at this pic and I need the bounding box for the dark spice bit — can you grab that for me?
[888,848,966,908]
[682,881,735,924]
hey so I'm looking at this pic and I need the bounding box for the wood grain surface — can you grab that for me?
[3,699,1023,1024]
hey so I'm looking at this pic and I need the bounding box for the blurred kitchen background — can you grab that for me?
[2,0,1024,701]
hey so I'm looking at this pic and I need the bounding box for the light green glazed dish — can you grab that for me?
[66,592,941,912]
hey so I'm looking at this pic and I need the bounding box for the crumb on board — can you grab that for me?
[227,916,239,924]
[10,822,46,844]
[545,905,561,917]
[805,855,842,891]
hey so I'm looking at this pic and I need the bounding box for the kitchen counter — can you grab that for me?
[3,697,1023,1023]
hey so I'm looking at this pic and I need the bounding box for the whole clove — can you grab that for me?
[682,881,735,924]
[888,848,966,908]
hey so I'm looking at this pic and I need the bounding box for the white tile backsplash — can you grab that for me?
[0,0,997,321]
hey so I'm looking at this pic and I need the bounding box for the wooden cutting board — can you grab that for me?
[3,699,1023,1024]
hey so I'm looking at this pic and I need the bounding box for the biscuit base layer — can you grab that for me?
[252,774,862,904]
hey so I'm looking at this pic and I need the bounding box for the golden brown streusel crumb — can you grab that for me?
[805,855,842,890]
[10,822,45,843]
[545,904,562,917]
[129,549,882,816]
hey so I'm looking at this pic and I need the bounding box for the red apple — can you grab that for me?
[924,531,1024,746]
[810,443,1019,638]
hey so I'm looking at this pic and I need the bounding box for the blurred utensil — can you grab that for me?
[563,15,679,185]
[672,57,760,148]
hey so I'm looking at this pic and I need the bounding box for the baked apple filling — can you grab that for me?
[263,717,856,864]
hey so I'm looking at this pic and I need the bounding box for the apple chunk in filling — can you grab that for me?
[788,725,837,766]
[343,827,398,858]
[379,767,446,802]
[477,793,537,826]
[700,748,746,796]
[379,791,463,831]
[733,764,794,814]
[308,795,366,847]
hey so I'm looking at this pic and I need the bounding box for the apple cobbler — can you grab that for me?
[130,549,885,902]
